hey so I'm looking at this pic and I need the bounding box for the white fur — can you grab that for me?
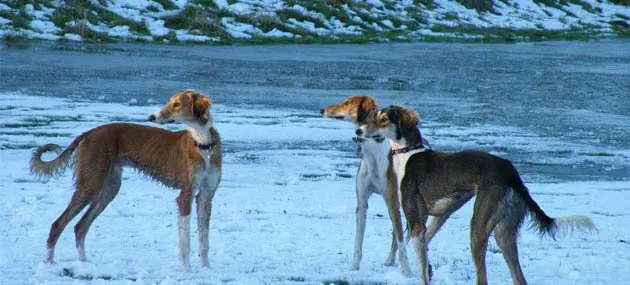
[552,215,598,240]
[179,215,191,272]
[390,141,430,207]
[352,126,412,276]
[77,239,86,261]
[188,119,213,146]
[44,248,54,263]
[410,236,430,285]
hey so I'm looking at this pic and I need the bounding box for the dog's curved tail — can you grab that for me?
[30,132,89,181]
[509,167,597,240]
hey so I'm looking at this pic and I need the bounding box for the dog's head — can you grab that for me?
[149,89,213,126]
[320,95,377,125]
[356,105,419,142]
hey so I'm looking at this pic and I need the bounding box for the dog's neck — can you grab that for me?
[187,114,214,145]
[390,126,427,154]
[394,126,422,148]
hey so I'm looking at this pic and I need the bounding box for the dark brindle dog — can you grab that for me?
[356,105,596,285]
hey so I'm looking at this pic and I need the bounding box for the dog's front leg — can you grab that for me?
[409,222,430,285]
[196,169,220,268]
[384,182,412,277]
[177,187,194,272]
[351,166,371,271]
[401,181,430,284]
[196,184,212,268]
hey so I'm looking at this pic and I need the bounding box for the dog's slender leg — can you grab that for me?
[470,186,501,285]
[384,180,412,276]
[196,168,220,268]
[383,194,397,267]
[45,156,106,263]
[73,165,122,262]
[196,190,212,267]
[177,187,194,272]
[351,166,371,271]
[45,194,90,263]
[494,190,527,285]
[401,180,430,284]
[385,231,397,267]
[409,224,429,285]
[196,170,219,268]
[494,222,527,285]
[383,183,398,267]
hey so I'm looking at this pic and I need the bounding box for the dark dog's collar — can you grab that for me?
[193,140,216,151]
[392,142,429,155]
[352,136,385,143]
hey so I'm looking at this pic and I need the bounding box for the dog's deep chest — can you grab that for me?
[392,149,427,204]
[360,140,391,178]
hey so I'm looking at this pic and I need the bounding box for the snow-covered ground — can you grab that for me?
[0,0,629,42]
[0,92,628,284]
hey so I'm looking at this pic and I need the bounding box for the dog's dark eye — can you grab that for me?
[344,101,350,106]
[173,102,181,108]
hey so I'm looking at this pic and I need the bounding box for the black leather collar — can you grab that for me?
[193,140,216,151]
[391,142,429,155]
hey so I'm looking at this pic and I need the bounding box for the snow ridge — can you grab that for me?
[0,1,628,42]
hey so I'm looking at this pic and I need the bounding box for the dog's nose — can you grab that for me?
[320,108,325,115]
[355,128,363,136]
[148,114,156,122]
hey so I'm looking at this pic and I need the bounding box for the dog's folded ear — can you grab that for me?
[387,106,418,140]
[192,95,212,120]
[357,96,377,124]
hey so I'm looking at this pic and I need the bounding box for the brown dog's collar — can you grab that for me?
[392,142,429,155]
[194,140,216,151]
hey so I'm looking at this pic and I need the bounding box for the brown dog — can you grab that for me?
[357,105,596,285]
[30,89,222,272]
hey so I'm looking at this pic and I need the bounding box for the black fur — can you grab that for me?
[383,106,421,143]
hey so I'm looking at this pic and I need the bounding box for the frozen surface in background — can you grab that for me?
[0,93,628,285]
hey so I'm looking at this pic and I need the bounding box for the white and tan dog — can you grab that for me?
[357,105,597,285]
[321,95,413,276]
[30,89,222,272]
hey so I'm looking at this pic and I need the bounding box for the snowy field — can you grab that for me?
[0,92,628,285]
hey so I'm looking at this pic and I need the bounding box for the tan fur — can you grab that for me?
[321,95,378,124]
[30,89,222,272]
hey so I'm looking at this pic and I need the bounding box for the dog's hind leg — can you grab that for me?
[74,164,122,261]
[494,223,527,285]
[45,192,91,263]
[470,185,502,285]
[494,189,527,285]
